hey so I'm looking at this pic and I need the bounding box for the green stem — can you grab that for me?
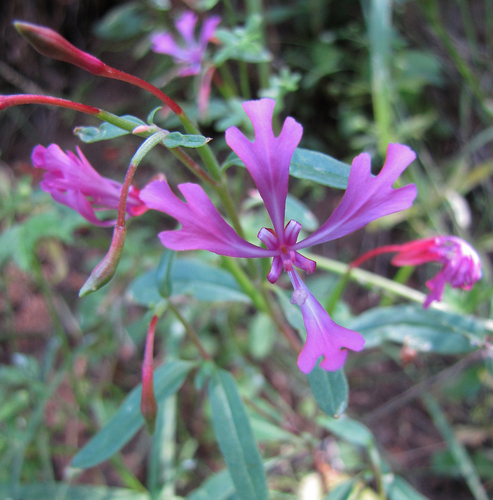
[96,110,216,186]
[220,257,266,312]
[218,64,239,97]
[239,61,251,99]
[325,271,351,315]
[261,285,303,353]
[168,302,212,360]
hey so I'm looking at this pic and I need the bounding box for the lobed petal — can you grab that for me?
[295,143,417,250]
[140,179,275,258]
[175,11,198,45]
[199,15,221,47]
[150,32,184,58]
[289,271,365,373]
[225,98,303,238]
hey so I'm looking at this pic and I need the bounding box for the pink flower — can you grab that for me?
[351,236,482,308]
[151,11,220,78]
[32,144,147,226]
[140,98,417,373]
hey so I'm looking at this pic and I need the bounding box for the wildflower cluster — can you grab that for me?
[1,18,482,380]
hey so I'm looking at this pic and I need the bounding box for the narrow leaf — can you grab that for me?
[163,131,211,148]
[0,484,150,500]
[290,148,350,189]
[72,360,194,469]
[308,365,348,417]
[208,369,268,500]
[74,115,145,143]
[187,469,237,500]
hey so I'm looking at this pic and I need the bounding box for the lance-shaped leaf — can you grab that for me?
[308,364,348,417]
[208,368,268,500]
[72,360,194,468]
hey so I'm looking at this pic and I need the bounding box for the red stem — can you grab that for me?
[102,67,183,116]
[349,244,404,269]
[0,94,99,114]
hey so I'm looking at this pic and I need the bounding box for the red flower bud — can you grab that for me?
[14,21,105,75]
[141,315,158,434]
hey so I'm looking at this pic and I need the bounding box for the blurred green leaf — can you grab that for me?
[214,15,272,65]
[187,468,237,500]
[0,484,150,500]
[228,147,350,189]
[93,2,151,41]
[285,194,319,231]
[248,312,276,360]
[308,365,348,417]
[0,209,85,271]
[325,478,357,500]
[290,148,350,189]
[208,368,268,500]
[317,415,374,448]
[72,360,194,468]
[349,305,487,354]
[386,475,430,500]
[128,258,251,307]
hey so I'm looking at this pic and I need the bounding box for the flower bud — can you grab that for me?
[79,224,126,297]
[14,21,106,75]
[141,316,158,434]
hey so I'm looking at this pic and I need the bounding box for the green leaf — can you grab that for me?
[248,312,276,360]
[0,208,86,271]
[128,258,251,307]
[156,249,175,298]
[214,15,272,65]
[187,469,237,500]
[285,194,318,231]
[0,484,150,500]
[308,365,348,417]
[386,475,430,500]
[317,415,374,448]
[349,305,487,354]
[72,360,194,468]
[227,147,351,189]
[147,106,162,125]
[93,3,151,41]
[290,148,350,189]
[163,132,211,148]
[75,115,145,143]
[325,478,357,500]
[208,368,268,500]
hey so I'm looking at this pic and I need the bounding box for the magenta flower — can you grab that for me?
[140,98,417,373]
[32,144,147,226]
[351,236,482,308]
[151,11,220,78]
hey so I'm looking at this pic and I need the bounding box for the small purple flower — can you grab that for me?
[151,11,220,78]
[140,98,417,373]
[32,144,147,226]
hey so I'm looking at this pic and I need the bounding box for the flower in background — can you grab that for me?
[151,11,220,118]
[350,236,482,308]
[140,98,417,373]
[151,11,220,77]
[32,144,147,226]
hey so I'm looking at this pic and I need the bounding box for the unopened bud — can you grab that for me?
[79,224,126,297]
[14,21,106,75]
[141,316,158,434]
